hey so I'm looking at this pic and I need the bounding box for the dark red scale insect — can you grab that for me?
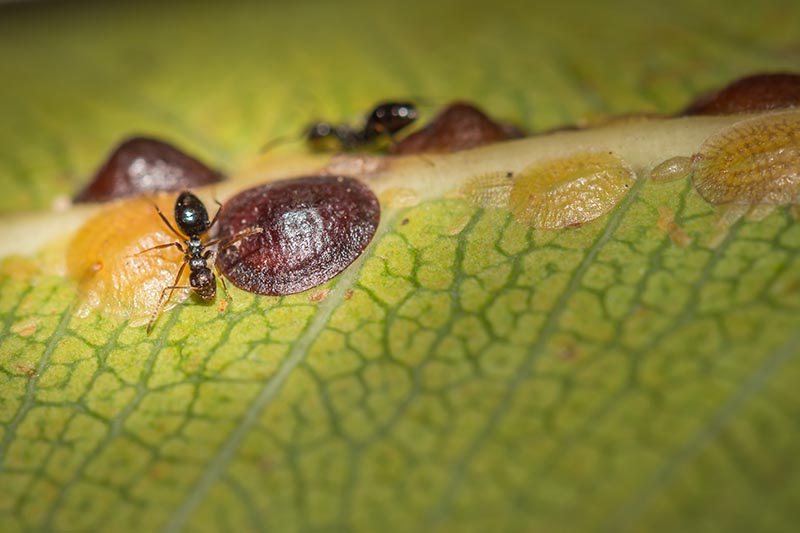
[138,191,259,333]
[75,137,225,203]
[215,176,380,295]
[682,72,800,116]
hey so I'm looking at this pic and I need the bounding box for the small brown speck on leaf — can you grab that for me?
[11,318,39,337]
[310,289,331,303]
[657,207,692,248]
[15,364,37,377]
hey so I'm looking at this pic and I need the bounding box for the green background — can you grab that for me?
[1,0,799,531]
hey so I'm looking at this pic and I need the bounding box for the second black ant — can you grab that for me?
[137,191,260,334]
[260,102,419,154]
[306,101,419,151]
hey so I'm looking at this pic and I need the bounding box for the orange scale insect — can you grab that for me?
[67,194,191,326]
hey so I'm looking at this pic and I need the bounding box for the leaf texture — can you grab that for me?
[1,1,800,532]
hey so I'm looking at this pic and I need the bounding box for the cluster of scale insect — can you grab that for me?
[73,77,800,333]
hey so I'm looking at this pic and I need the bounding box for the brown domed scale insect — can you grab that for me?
[137,191,261,334]
[74,137,225,203]
[214,176,380,296]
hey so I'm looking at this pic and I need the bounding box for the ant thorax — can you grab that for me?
[186,236,205,258]
[189,256,206,270]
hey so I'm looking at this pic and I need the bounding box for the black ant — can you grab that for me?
[362,101,420,141]
[303,102,419,152]
[137,191,260,334]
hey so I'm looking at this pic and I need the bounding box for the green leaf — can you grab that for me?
[2,1,800,532]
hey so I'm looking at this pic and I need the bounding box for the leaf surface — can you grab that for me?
[1,1,800,532]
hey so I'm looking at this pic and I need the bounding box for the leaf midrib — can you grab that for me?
[161,208,406,532]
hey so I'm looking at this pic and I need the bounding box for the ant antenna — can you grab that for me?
[258,134,295,155]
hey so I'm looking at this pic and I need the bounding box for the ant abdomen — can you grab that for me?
[190,267,216,301]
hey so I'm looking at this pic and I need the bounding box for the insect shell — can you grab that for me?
[215,176,380,296]
[74,137,225,203]
[67,195,192,325]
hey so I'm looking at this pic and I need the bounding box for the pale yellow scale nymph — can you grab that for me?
[649,156,694,183]
[509,151,634,229]
[459,171,514,208]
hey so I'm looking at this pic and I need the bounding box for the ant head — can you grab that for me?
[175,191,211,237]
[362,102,419,140]
[190,266,216,300]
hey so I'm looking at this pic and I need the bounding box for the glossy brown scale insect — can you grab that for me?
[305,102,419,151]
[681,73,800,116]
[215,176,380,296]
[74,137,225,203]
[138,191,260,333]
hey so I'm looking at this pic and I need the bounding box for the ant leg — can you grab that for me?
[154,204,185,239]
[206,226,263,249]
[415,153,435,167]
[146,261,189,335]
[203,248,229,300]
[135,241,184,256]
[208,199,223,230]
[217,265,231,302]
[204,248,232,310]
